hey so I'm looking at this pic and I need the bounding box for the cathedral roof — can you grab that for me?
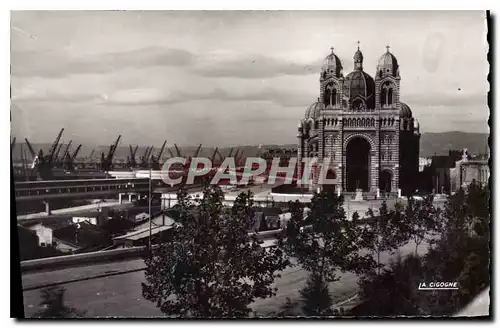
[304,100,325,120]
[354,49,363,63]
[322,48,343,78]
[400,102,412,118]
[345,70,375,101]
[376,47,399,77]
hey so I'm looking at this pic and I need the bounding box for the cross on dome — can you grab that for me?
[357,41,360,50]
[386,45,390,52]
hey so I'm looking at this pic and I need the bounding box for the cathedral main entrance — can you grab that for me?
[345,137,371,192]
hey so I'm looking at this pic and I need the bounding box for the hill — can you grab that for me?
[419,131,489,157]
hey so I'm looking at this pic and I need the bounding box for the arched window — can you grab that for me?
[324,83,337,107]
[380,88,387,106]
[314,121,319,129]
[381,82,394,108]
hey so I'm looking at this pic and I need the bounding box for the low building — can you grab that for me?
[24,219,72,247]
[23,219,109,253]
[253,207,283,231]
[451,157,489,192]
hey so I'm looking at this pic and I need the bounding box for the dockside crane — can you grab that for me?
[53,143,64,166]
[47,128,65,165]
[101,135,121,171]
[174,143,182,158]
[146,146,154,162]
[128,145,139,168]
[150,140,167,170]
[63,144,82,171]
[24,138,36,160]
[236,150,245,167]
[139,146,151,168]
[158,140,167,160]
[72,144,82,161]
[32,128,64,179]
[210,147,219,164]
[56,140,72,168]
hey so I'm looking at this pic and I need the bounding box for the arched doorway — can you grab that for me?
[346,137,371,192]
[379,170,392,193]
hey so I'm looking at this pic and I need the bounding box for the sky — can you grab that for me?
[11,11,489,147]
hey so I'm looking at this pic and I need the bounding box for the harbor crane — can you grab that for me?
[150,140,167,170]
[100,135,121,171]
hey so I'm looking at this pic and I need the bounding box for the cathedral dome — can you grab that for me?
[321,48,343,78]
[376,47,399,77]
[400,102,412,118]
[345,70,375,100]
[304,100,325,120]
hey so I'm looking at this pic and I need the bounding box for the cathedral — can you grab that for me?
[297,44,420,195]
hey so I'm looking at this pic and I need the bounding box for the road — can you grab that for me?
[21,239,428,318]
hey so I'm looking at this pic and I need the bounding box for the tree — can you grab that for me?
[422,182,490,315]
[280,191,367,316]
[356,182,490,316]
[360,201,407,276]
[403,195,441,255]
[300,273,334,316]
[353,254,426,316]
[141,184,289,318]
[33,287,85,318]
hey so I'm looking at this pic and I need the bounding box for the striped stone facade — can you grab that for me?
[297,45,420,194]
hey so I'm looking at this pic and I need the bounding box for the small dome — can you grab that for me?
[400,102,412,118]
[322,48,343,78]
[305,100,325,120]
[345,70,375,106]
[376,47,399,77]
[354,49,363,62]
[353,49,363,70]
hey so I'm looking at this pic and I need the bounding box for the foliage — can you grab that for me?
[299,274,334,316]
[280,191,368,316]
[403,195,441,255]
[141,184,290,318]
[360,201,408,276]
[355,254,426,316]
[33,287,85,318]
[355,182,490,316]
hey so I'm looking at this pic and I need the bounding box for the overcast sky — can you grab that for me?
[11,11,488,147]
